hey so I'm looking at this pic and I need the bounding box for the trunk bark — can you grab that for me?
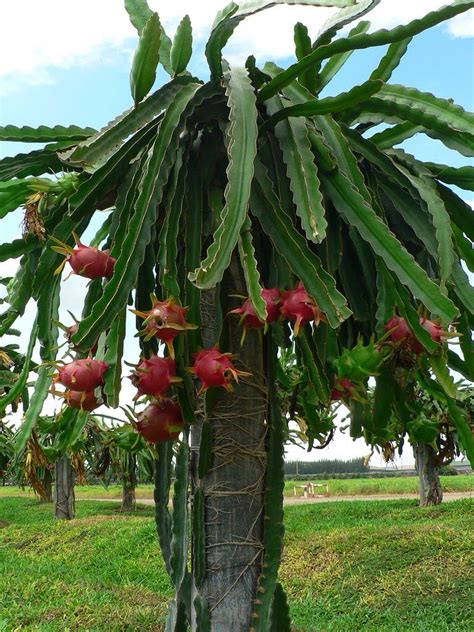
[39,467,53,503]
[121,454,137,512]
[415,443,443,506]
[54,455,75,519]
[190,280,266,631]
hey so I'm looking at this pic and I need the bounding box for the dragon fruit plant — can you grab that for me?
[2,0,473,627]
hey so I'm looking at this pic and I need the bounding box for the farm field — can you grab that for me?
[0,496,472,631]
[0,474,472,500]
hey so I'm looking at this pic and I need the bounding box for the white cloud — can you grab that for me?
[0,0,471,94]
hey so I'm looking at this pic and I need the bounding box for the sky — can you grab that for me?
[0,0,473,467]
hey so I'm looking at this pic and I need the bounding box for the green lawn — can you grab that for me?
[1,496,472,631]
[1,473,472,501]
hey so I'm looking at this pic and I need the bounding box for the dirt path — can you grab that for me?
[79,492,473,506]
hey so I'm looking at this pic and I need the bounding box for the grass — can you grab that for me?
[0,496,473,631]
[1,473,472,501]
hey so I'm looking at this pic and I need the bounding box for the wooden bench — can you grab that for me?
[293,482,329,499]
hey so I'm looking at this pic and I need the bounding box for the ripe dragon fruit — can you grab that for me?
[330,378,357,401]
[51,233,115,279]
[130,355,181,398]
[280,282,324,335]
[64,389,101,411]
[135,399,184,444]
[332,339,385,382]
[228,288,281,342]
[55,358,108,392]
[133,295,197,358]
[189,347,251,395]
[384,314,450,355]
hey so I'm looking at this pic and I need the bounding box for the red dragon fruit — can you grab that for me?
[229,288,281,340]
[385,314,449,355]
[64,389,101,411]
[55,358,108,392]
[280,282,325,335]
[330,378,357,401]
[188,347,251,395]
[384,315,414,344]
[51,233,115,279]
[130,355,181,398]
[135,399,184,444]
[408,318,445,354]
[133,295,197,358]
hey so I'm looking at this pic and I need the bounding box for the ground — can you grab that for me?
[1,494,473,631]
[1,474,472,500]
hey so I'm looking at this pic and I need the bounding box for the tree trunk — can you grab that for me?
[39,467,53,503]
[121,454,137,512]
[415,443,443,506]
[190,280,267,630]
[54,455,75,519]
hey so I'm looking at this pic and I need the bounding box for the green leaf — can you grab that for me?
[0,124,96,142]
[369,38,411,83]
[316,21,370,92]
[68,118,162,220]
[0,238,39,262]
[130,13,161,106]
[205,0,352,80]
[155,444,173,576]
[238,217,266,321]
[73,82,201,351]
[67,76,197,170]
[124,0,173,75]
[251,160,351,328]
[423,162,474,192]
[446,398,474,467]
[170,433,189,590]
[265,95,327,243]
[438,184,474,241]
[15,365,52,455]
[158,154,185,299]
[314,0,378,46]
[189,66,258,289]
[258,0,474,101]
[0,149,64,180]
[0,318,37,416]
[294,22,316,94]
[270,583,292,632]
[369,121,422,149]
[430,354,457,398]
[171,15,193,76]
[103,309,127,408]
[124,0,152,31]
[310,116,458,321]
[263,79,383,128]
[389,150,454,286]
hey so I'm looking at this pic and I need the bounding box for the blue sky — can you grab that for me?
[0,0,473,465]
